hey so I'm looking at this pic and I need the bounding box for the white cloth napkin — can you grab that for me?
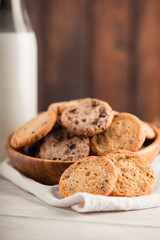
[0,156,160,213]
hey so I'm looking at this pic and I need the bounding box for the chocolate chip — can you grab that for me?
[58,158,61,160]
[134,174,136,176]
[71,152,75,155]
[70,144,76,150]
[52,157,57,160]
[105,128,108,132]
[32,131,35,134]
[91,119,98,125]
[99,109,107,118]
[67,133,72,139]
[99,111,106,118]
[75,120,79,125]
[91,100,99,107]
[69,108,77,113]
[65,149,70,154]
[68,116,73,121]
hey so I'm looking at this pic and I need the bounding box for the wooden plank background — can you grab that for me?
[25,0,160,122]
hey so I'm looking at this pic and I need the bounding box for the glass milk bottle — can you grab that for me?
[0,0,37,161]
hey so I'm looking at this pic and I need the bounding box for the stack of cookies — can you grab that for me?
[10,98,156,198]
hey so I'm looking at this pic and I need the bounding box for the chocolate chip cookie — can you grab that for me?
[39,125,90,161]
[61,98,113,137]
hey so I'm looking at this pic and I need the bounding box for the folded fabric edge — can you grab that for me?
[1,159,160,213]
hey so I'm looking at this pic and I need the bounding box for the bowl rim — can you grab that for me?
[137,123,160,154]
[6,123,160,163]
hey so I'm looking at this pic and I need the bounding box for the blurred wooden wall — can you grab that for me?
[25,0,160,122]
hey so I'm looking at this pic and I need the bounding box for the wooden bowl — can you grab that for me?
[5,124,160,185]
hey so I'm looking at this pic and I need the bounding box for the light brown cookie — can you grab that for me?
[48,99,87,126]
[48,101,74,115]
[142,121,155,139]
[39,125,90,161]
[61,98,113,137]
[91,112,145,155]
[106,150,156,197]
[10,111,57,149]
[59,156,118,198]
[48,98,87,115]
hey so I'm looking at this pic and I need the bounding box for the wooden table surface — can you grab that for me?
[0,176,160,240]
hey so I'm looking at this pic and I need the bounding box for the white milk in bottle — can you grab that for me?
[0,0,37,161]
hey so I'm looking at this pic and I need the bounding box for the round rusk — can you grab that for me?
[91,112,145,155]
[106,150,156,197]
[59,156,118,198]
